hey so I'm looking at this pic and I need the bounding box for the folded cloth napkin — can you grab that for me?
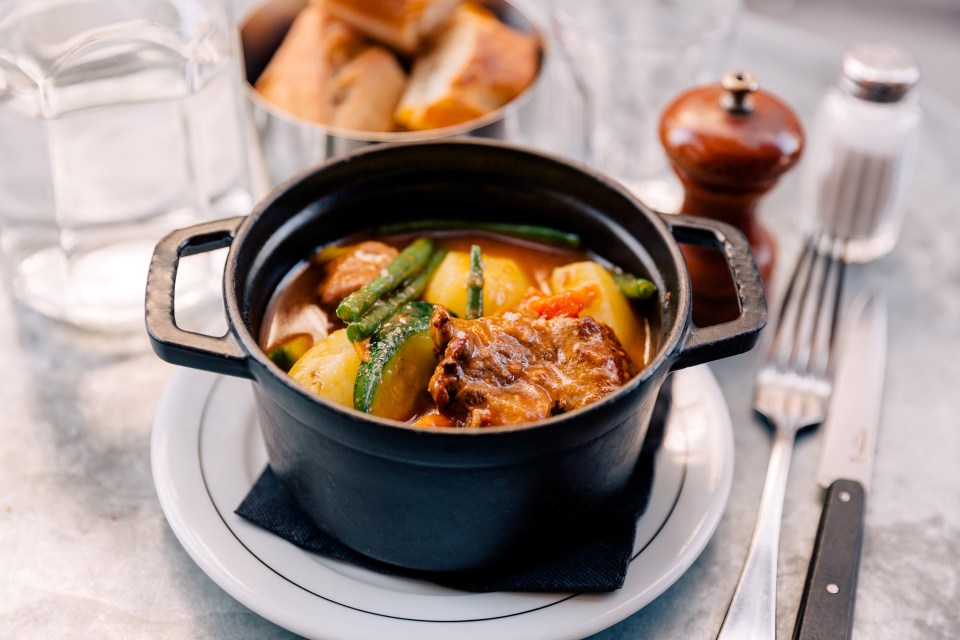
[235,377,672,593]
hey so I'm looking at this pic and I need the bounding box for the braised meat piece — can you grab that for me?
[318,241,398,306]
[429,307,636,427]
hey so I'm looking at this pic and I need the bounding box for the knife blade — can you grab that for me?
[793,289,887,640]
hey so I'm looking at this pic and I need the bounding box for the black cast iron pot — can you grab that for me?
[146,140,766,573]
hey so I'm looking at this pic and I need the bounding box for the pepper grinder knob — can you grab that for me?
[720,71,759,114]
[660,70,803,326]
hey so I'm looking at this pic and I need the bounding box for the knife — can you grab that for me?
[793,289,887,640]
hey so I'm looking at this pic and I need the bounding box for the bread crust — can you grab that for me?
[330,48,407,132]
[395,4,538,130]
[326,0,463,54]
[255,3,406,131]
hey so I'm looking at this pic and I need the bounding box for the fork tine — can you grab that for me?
[764,230,848,380]
[785,233,828,373]
[767,235,818,371]
[812,236,847,378]
[792,233,846,380]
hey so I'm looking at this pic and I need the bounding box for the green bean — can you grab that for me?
[376,220,581,249]
[336,237,434,322]
[466,245,484,320]
[611,271,657,300]
[346,250,448,342]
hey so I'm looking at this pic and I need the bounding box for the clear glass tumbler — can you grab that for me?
[551,0,740,212]
[0,0,255,331]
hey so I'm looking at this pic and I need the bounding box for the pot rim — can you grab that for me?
[223,138,693,436]
[239,0,550,144]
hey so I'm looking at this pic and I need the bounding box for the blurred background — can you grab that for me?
[748,0,960,105]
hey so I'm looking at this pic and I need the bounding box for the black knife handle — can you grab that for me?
[793,479,866,640]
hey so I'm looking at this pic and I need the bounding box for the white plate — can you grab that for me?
[151,365,733,640]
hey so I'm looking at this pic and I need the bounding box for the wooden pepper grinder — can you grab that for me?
[660,71,803,326]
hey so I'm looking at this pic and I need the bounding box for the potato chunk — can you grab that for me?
[549,261,643,349]
[423,251,530,318]
[288,329,362,408]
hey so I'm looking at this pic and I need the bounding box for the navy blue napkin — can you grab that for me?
[236,378,671,593]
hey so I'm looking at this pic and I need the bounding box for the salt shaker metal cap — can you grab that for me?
[840,43,920,103]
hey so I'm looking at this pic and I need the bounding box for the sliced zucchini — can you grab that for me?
[354,301,439,420]
[267,333,314,372]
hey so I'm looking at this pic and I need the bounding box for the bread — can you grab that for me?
[254,3,366,123]
[254,3,406,132]
[329,47,407,132]
[394,4,538,131]
[325,0,464,54]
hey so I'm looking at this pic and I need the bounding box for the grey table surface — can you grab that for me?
[2,5,959,640]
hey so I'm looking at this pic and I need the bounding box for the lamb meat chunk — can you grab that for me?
[429,308,557,426]
[318,241,398,306]
[545,312,638,411]
[428,307,636,427]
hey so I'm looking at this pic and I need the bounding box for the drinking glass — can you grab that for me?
[0,0,257,331]
[551,0,740,212]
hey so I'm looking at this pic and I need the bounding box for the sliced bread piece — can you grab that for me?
[254,3,368,123]
[325,0,464,55]
[394,4,538,131]
[328,47,407,132]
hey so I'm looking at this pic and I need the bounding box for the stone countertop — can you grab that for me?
[2,7,959,640]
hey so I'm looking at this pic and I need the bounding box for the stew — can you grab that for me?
[259,226,656,427]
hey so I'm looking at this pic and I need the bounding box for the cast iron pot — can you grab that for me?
[146,140,766,573]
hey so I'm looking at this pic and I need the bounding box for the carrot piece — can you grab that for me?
[528,285,599,319]
[353,339,372,363]
[413,413,455,428]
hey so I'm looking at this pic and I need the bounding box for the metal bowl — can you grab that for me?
[239,0,550,186]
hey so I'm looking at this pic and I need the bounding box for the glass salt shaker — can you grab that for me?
[800,43,921,262]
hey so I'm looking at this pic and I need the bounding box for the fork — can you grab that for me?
[716,233,846,640]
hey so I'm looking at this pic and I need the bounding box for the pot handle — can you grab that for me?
[664,214,768,370]
[145,216,253,380]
